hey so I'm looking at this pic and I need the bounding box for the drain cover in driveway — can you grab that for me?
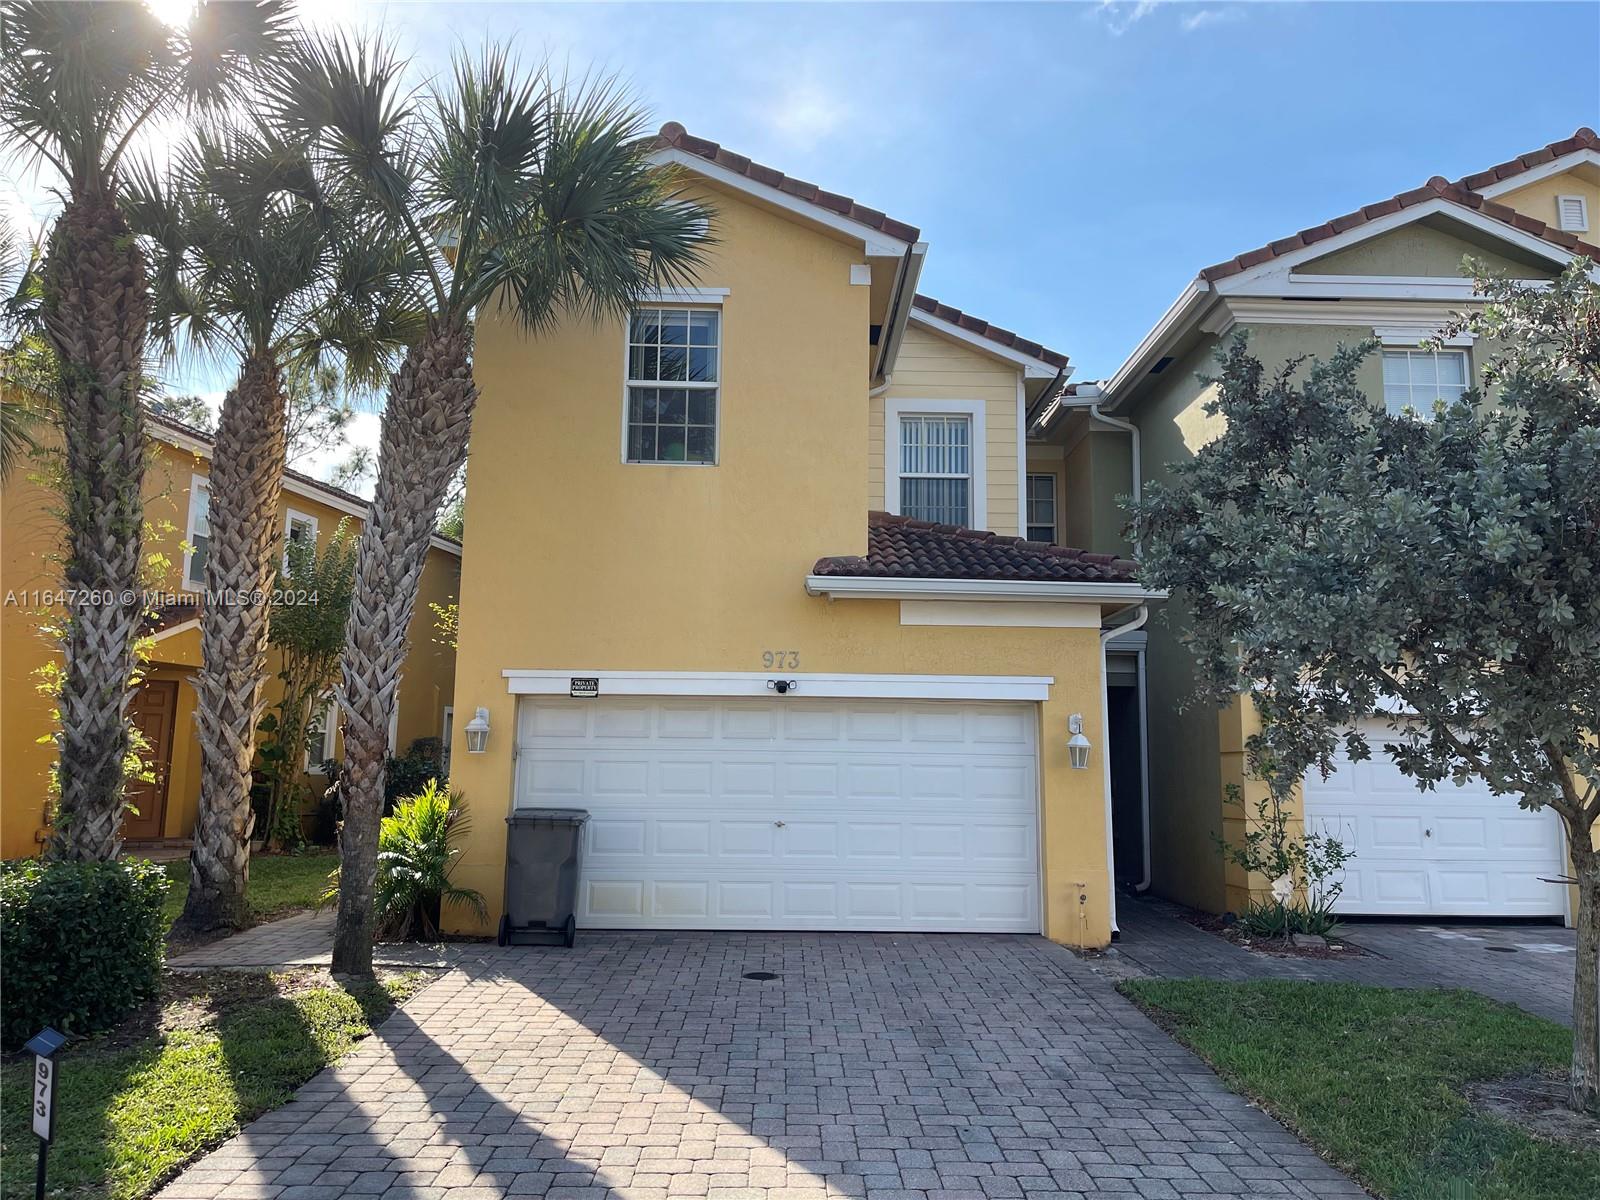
[1485,946,1517,953]
[742,971,779,980]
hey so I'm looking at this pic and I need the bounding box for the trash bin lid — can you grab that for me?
[507,807,590,824]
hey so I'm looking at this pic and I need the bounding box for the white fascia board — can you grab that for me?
[150,423,463,559]
[502,668,1055,702]
[650,146,911,256]
[805,575,1166,603]
[908,309,1064,378]
[874,243,929,381]
[1473,149,1600,199]
[149,618,200,642]
[1099,279,1213,412]
[1212,197,1582,296]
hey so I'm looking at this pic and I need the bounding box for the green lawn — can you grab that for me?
[1122,979,1597,1200]
[158,850,336,929]
[0,969,425,1200]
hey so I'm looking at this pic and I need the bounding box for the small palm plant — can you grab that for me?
[323,780,483,942]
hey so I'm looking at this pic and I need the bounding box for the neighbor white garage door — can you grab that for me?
[1303,719,1567,917]
[514,696,1041,931]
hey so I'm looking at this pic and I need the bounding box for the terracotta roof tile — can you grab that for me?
[812,512,1138,584]
[909,294,1070,369]
[1198,129,1600,282]
[655,122,921,243]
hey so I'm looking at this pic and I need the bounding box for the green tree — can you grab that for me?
[271,37,713,974]
[0,0,286,860]
[145,391,216,433]
[256,519,359,850]
[0,215,50,479]
[1130,260,1600,1113]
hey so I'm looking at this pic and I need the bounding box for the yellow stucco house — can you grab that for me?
[444,123,1163,949]
[1058,127,1600,925]
[0,412,460,858]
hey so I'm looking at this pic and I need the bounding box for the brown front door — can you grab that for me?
[123,680,178,840]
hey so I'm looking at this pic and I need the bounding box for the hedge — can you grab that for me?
[0,858,170,1049]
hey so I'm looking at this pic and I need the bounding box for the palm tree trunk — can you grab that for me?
[332,320,475,976]
[40,191,148,862]
[176,352,289,931]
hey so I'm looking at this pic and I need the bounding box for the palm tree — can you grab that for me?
[0,216,49,480]
[127,125,421,931]
[0,1,289,861]
[272,36,713,973]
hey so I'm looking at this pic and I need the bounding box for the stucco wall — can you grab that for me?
[1299,220,1560,278]
[1494,171,1600,239]
[449,181,1117,946]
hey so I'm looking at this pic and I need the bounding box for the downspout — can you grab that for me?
[1089,404,1141,510]
[1101,603,1149,938]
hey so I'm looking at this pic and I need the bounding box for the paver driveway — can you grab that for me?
[159,933,1361,1200]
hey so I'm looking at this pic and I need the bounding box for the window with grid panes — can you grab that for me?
[626,308,719,463]
[898,414,972,526]
[1026,474,1057,543]
[1381,348,1468,418]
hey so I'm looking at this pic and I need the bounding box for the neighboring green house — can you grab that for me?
[1027,127,1600,926]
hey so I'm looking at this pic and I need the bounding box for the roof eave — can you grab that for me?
[805,575,1164,603]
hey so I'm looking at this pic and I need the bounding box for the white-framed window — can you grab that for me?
[1381,348,1469,418]
[306,693,339,773]
[1026,474,1057,544]
[183,474,211,590]
[283,509,318,574]
[1556,194,1589,233]
[625,306,719,465]
[886,398,987,529]
[441,706,454,775]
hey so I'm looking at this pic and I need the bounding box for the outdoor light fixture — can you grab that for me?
[464,707,491,754]
[1067,713,1091,770]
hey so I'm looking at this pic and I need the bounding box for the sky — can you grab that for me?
[5,0,1597,492]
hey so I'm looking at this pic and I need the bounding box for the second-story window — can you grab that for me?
[284,510,318,574]
[899,414,971,526]
[184,475,211,590]
[626,307,719,464]
[1026,474,1057,544]
[1382,348,1468,418]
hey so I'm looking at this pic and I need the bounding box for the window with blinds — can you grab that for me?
[899,414,972,527]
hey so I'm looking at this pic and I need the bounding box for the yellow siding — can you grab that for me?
[0,432,460,855]
[449,180,1118,947]
[1494,169,1600,239]
[878,324,1023,536]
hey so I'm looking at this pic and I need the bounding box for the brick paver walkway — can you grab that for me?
[168,911,483,971]
[158,932,1363,1199]
[1105,896,1576,1027]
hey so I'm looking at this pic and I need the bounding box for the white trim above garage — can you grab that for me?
[503,669,1055,702]
[898,600,1100,628]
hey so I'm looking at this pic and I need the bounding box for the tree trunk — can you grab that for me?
[1570,834,1600,1115]
[332,321,475,976]
[40,191,148,862]
[175,353,289,933]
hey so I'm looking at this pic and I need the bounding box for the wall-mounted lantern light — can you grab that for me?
[464,707,491,754]
[1067,713,1091,770]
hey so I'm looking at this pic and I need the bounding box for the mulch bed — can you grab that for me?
[1468,1071,1600,1152]
[1178,908,1374,959]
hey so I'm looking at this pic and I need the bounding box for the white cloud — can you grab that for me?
[762,80,851,152]
[1093,0,1160,37]
[1181,7,1245,32]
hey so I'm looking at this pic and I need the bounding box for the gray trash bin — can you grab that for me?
[498,808,589,948]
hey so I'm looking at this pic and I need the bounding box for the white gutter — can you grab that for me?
[805,576,1166,604]
[1100,603,1150,936]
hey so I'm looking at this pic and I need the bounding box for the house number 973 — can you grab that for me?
[762,650,799,670]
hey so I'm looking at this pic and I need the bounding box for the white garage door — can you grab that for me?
[514,696,1040,931]
[1303,719,1567,917]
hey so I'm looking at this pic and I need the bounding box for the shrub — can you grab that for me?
[384,737,445,810]
[0,858,170,1049]
[322,780,482,940]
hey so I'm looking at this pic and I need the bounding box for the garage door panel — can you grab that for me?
[516,697,1039,932]
[1303,717,1565,917]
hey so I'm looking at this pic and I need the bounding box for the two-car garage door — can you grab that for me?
[514,696,1040,932]
[1303,718,1568,918]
